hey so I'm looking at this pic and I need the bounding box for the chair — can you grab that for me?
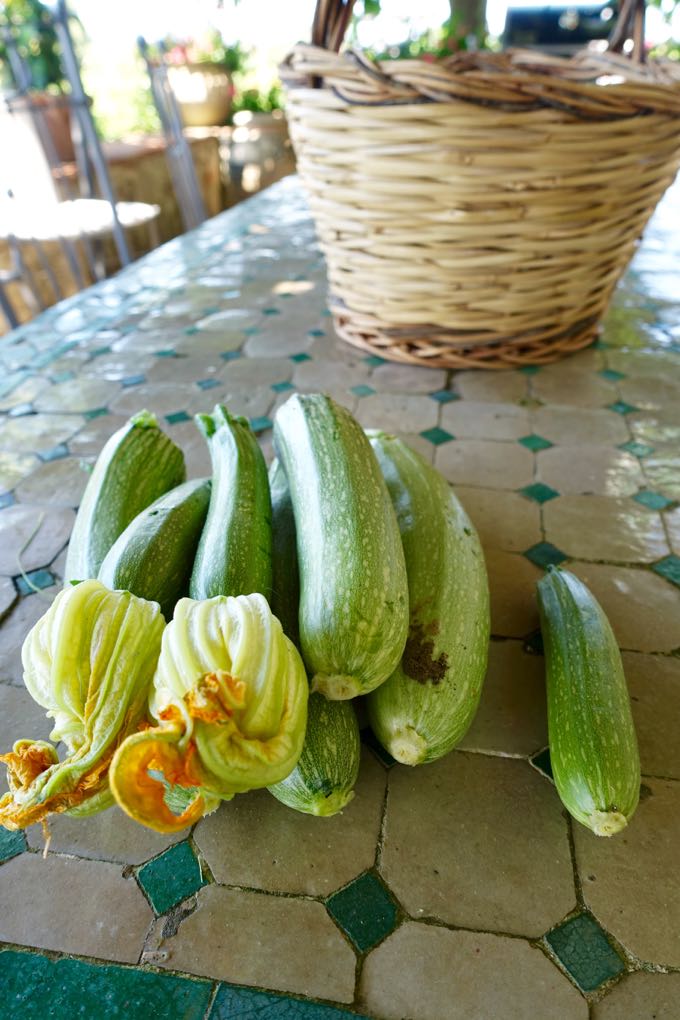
[137,36,207,233]
[0,0,160,303]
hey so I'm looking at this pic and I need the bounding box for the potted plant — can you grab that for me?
[0,0,78,162]
[163,29,249,127]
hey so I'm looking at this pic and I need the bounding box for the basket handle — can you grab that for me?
[309,0,647,62]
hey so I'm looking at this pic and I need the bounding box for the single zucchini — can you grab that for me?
[273,394,408,701]
[65,410,186,583]
[190,405,272,600]
[98,477,211,620]
[366,432,490,765]
[268,692,360,816]
[537,567,640,837]
[269,458,300,646]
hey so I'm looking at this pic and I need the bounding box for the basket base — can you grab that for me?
[331,311,600,371]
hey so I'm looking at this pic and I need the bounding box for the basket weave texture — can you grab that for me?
[283,46,680,368]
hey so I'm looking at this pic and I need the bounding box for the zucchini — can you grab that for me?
[98,478,211,620]
[537,567,640,836]
[190,405,272,600]
[65,410,186,583]
[268,692,360,816]
[365,432,490,765]
[269,458,300,646]
[273,394,408,700]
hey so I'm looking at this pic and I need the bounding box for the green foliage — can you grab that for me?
[0,0,64,91]
[161,29,250,75]
[231,82,284,115]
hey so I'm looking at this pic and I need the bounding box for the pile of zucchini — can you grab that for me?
[62,394,640,835]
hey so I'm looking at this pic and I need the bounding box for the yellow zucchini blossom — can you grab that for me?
[109,593,308,833]
[0,580,164,830]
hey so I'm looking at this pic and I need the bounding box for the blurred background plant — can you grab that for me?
[0,0,65,91]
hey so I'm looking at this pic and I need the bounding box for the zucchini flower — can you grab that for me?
[109,593,308,833]
[0,580,164,831]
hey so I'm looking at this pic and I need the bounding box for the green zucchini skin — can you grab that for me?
[65,410,186,583]
[98,478,211,620]
[273,394,409,701]
[268,692,360,816]
[269,458,300,647]
[537,567,640,837]
[366,432,490,765]
[190,405,272,600]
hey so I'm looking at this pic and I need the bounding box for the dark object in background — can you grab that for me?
[503,3,617,55]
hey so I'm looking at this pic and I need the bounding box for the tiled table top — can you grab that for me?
[1,174,680,1020]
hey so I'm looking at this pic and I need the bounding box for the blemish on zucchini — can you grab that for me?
[402,623,448,685]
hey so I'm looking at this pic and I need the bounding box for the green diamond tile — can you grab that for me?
[326,872,399,953]
[545,913,626,993]
[618,440,654,458]
[203,306,219,316]
[0,950,212,1020]
[15,569,56,595]
[593,338,609,350]
[165,411,191,425]
[154,349,179,358]
[249,415,273,433]
[430,389,459,403]
[530,747,553,781]
[607,401,638,415]
[197,378,220,391]
[363,354,386,366]
[184,325,200,335]
[322,307,333,316]
[289,352,312,363]
[30,342,77,369]
[137,841,206,915]
[121,374,146,387]
[599,368,626,381]
[83,407,109,421]
[0,492,16,509]
[420,426,454,446]
[518,434,553,452]
[652,555,680,588]
[519,365,541,375]
[263,307,280,316]
[38,443,69,463]
[271,380,295,393]
[524,542,568,569]
[210,984,363,1019]
[351,384,375,398]
[519,482,559,504]
[633,490,675,511]
[307,328,326,337]
[0,828,26,863]
[221,350,243,361]
[243,326,260,336]
[50,370,76,384]
[361,727,396,768]
[90,344,113,358]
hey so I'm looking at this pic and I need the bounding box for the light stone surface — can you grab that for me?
[453,370,528,403]
[0,586,58,684]
[0,575,17,620]
[485,550,542,638]
[537,446,644,497]
[25,806,190,865]
[0,414,85,455]
[0,504,75,575]
[380,752,575,935]
[569,562,680,653]
[0,450,39,493]
[592,972,680,1019]
[622,652,680,780]
[665,506,680,555]
[459,640,547,757]
[33,377,117,414]
[157,885,356,1002]
[531,405,629,445]
[353,393,438,434]
[359,922,588,1020]
[543,495,669,563]
[575,777,680,966]
[441,401,530,440]
[194,749,385,896]
[436,439,534,490]
[0,853,152,963]
[0,683,51,794]
[110,383,208,418]
[370,363,447,394]
[456,486,541,553]
[14,457,90,508]
[532,369,618,408]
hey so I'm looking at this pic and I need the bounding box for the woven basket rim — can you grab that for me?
[282,44,680,118]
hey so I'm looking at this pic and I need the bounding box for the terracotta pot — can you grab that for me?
[167,62,233,127]
[22,92,75,163]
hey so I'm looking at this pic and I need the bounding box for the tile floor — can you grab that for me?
[1,174,679,1019]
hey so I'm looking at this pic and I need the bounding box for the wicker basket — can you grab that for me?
[282,0,680,369]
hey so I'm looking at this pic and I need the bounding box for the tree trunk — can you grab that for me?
[450,0,487,40]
